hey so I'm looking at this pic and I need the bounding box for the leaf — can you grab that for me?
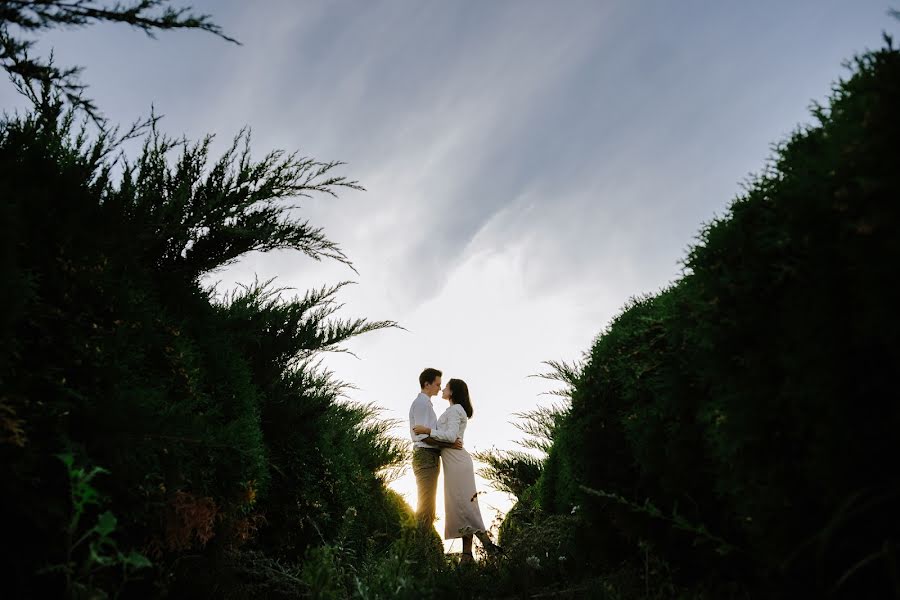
[56,452,74,469]
[122,551,152,570]
[94,511,117,537]
[82,465,110,485]
[88,542,116,567]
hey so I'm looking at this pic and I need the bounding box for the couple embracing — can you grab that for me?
[409,368,499,562]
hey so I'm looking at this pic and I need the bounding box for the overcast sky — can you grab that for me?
[4,0,895,544]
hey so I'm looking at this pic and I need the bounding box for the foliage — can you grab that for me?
[0,91,403,597]
[473,448,543,498]
[1,0,235,120]
[38,453,152,599]
[475,362,572,500]
[512,36,900,599]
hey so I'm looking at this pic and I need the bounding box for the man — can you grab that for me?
[409,367,462,528]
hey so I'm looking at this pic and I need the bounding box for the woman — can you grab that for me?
[412,378,497,562]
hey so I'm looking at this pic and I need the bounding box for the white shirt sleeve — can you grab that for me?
[410,397,432,442]
[430,406,462,442]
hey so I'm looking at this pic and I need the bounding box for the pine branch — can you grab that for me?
[529,359,582,397]
[473,448,544,498]
[1,0,237,122]
[216,278,397,370]
[510,402,570,454]
[105,125,365,279]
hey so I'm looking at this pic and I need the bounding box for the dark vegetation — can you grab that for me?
[486,31,900,600]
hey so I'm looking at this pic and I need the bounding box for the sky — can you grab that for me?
[3,0,895,549]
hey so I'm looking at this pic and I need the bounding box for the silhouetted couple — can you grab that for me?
[409,368,499,563]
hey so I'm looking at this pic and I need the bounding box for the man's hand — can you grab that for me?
[452,438,463,450]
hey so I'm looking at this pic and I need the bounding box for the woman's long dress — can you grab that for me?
[430,403,486,539]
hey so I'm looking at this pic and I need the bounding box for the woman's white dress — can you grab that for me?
[430,403,486,539]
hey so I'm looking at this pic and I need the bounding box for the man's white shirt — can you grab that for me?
[409,392,438,448]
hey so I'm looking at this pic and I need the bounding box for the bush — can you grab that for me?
[518,37,900,598]
[0,94,404,597]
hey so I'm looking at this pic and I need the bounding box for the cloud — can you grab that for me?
[197,1,617,306]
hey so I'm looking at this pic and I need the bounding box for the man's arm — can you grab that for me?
[423,436,463,449]
[410,398,432,443]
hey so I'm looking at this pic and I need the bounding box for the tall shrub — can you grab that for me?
[530,37,900,598]
[0,94,405,597]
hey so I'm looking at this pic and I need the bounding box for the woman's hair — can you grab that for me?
[448,378,473,418]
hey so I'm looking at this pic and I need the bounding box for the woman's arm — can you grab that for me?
[427,406,462,443]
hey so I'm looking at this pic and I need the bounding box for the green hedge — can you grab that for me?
[526,39,900,598]
[0,96,407,598]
